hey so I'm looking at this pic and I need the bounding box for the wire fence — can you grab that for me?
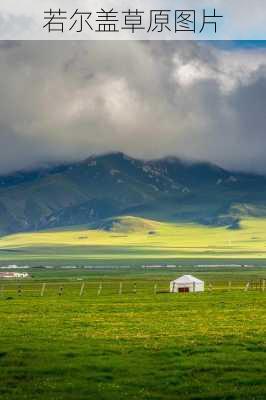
[0,279,265,298]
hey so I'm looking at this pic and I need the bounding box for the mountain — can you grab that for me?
[1,152,266,234]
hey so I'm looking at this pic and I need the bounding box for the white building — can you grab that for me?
[0,272,29,279]
[170,275,204,293]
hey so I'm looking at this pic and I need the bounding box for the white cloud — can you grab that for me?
[174,48,266,92]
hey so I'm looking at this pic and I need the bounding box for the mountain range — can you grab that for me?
[0,152,266,235]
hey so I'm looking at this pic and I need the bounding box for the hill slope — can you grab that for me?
[1,152,266,234]
[1,216,266,263]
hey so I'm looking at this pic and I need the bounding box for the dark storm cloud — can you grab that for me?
[0,41,266,174]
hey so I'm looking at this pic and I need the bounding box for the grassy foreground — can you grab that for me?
[1,216,266,399]
[1,216,266,264]
[0,284,266,400]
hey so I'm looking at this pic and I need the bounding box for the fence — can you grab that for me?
[0,279,265,299]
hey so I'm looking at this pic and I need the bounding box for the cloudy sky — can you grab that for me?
[1,40,266,174]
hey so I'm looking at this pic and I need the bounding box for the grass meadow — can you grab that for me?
[1,216,266,265]
[0,273,266,400]
[1,217,266,399]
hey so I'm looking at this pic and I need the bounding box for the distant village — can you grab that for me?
[0,271,29,279]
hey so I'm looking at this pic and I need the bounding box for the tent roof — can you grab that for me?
[170,275,203,284]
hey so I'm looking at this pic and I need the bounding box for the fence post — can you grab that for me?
[40,283,46,297]
[97,282,102,296]
[228,281,231,291]
[58,285,64,296]
[17,285,22,296]
[80,282,85,297]
[262,279,265,292]
[245,282,250,292]
[154,282,157,295]
[119,282,123,295]
[133,282,137,294]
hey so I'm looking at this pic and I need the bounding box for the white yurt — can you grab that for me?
[170,275,204,293]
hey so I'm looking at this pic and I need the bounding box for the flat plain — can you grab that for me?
[0,270,266,400]
[1,217,266,399]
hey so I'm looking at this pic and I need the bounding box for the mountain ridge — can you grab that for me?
[0,152,266,234]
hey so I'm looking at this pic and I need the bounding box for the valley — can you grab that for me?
[1,216,266,265]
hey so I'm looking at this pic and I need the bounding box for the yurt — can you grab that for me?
[170,275,204,293]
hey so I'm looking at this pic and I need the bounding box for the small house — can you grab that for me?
[0,272,29,279]
[170,275,204,293]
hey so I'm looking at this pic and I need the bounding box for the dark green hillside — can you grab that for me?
[1,152,266,234]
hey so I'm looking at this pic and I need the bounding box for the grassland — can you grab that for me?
[1,217,266,399]
[1,216,266,266]
[0,277,266,400]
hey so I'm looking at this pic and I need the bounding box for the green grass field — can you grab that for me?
[0,277,266,400]
[1,217,266,399]
[1,216,266,266]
